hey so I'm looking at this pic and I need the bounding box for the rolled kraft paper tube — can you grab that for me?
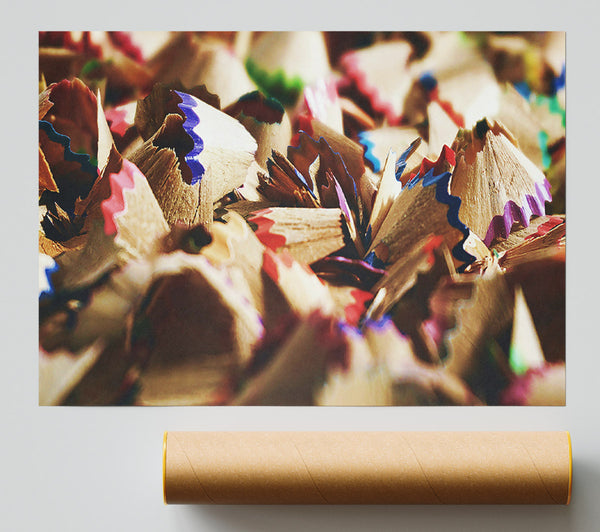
[163,431,572,505]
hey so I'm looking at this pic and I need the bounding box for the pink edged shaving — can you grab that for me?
[100,160,140,235]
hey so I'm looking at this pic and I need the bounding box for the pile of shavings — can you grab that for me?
[39,31,565,406]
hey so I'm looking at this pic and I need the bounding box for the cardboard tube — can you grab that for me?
[163,431,572,505]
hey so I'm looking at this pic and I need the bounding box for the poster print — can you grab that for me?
[38,31,565,406]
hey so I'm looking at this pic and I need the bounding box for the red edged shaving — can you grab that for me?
[421,234,445,266]
[344,289,373,327]
[429,87,464,128]
[524,216,564,240]
[340,51,403,125]
[249,209,287,250]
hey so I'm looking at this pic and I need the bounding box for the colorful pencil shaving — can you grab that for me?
[39,31,565,406]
